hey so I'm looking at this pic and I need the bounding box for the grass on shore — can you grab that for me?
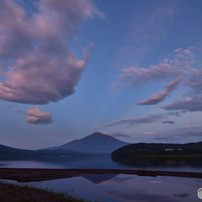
[0,181,85,202]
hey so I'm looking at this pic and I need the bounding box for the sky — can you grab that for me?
[0,0,202,150]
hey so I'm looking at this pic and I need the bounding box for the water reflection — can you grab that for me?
[0,156,201,201]
[9,174,201,202]
[111,156,202,171]
[83,174,118,185]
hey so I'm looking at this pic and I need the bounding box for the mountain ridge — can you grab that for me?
[49,132,128,154]
[0,132,129,157]
[1,139,202,158]
[112,141,202,156]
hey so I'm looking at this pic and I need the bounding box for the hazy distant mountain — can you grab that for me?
[0,144,34,158]
[50,132,128,154]
[0,144,24,153]
[0,144,85,158]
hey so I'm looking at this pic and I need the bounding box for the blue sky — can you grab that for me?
[0,0,202,149]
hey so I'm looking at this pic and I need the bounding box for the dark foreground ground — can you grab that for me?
[0,182,84,202]
[0,168,202,182]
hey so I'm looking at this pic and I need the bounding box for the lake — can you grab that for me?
[0,156,202,201]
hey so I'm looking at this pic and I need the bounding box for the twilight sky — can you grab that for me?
[1,0,202,149]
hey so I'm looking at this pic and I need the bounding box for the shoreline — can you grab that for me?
[0,168,202,182]
[0,181,84,202]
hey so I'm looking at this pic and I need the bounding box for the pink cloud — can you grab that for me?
[165,77,182,94]
[161,96,202,112]
[113,48,195,90]
[187,69,202,95]
[108,132,130,138]
[135,78,182,105]
[151,125,202,142]
[103,114,165,127]
[0,0,102,105]
[161,64,202,113]
[19,105,52,125]
[136,91,167,105]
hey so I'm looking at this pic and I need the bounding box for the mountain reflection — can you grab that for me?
[83,174,118,185]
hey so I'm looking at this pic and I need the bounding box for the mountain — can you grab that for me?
[111,142,202,157]
[0,144,34,158]
[0,144,85,159]
[0,132,128,158]
[50,132,128,154]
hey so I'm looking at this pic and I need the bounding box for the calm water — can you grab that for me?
[0,156,202,201]
[0,156,201,172]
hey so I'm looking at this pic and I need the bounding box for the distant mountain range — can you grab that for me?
[47,132,128,154]
[1,132,201,159]
[0,132,128,158]
[0,144,84,158]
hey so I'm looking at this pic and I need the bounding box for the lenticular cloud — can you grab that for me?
[0,0,100,104]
